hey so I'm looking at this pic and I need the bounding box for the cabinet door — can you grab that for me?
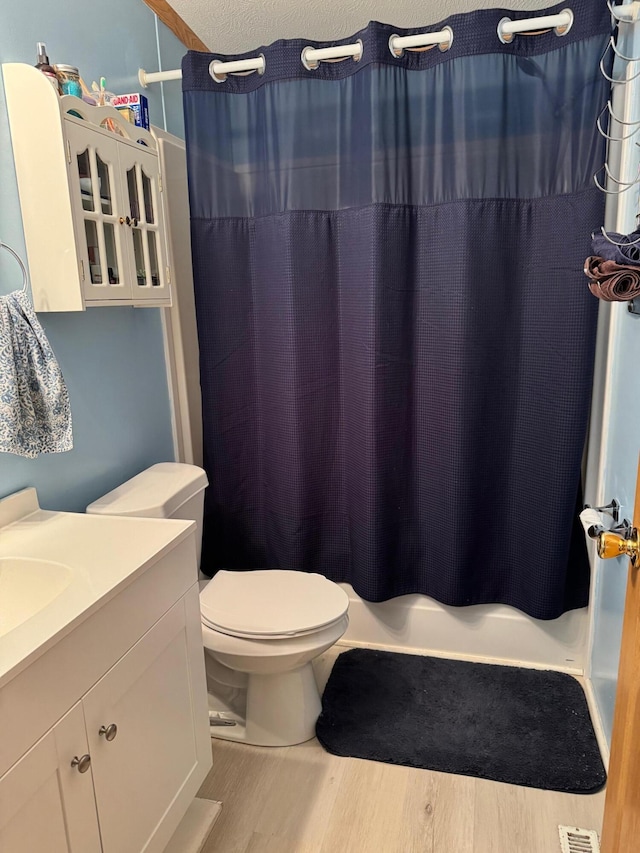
[117,141,170,302]
[83,591,209,853]
[65,119,132,302]
[0,703,101,853]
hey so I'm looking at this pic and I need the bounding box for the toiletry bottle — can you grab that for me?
[35,43,60,93]
[56,65,82,98]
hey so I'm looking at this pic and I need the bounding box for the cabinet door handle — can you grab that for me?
[99,723,118,741]
[71,754,92,773]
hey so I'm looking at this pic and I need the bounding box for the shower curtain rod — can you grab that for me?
[139,3,640,87]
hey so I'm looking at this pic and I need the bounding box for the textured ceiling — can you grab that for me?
[166,0,560,55]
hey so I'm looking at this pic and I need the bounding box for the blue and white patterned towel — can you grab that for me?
[0,290,72,458]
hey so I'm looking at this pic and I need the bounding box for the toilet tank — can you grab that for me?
[86,463,208,566]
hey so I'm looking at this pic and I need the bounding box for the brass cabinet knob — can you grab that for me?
[99,723,118,741]
[598,529,639,564]
[71,754,91,773]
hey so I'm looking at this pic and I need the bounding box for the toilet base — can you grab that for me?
[207,661,322,747]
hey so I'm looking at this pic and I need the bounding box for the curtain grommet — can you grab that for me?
[209,54,266,83]
[389,27,453,58]
[302,40,363,71]
[209,60,227,83]
[388,33,402,58]
[554,9,574,37]
[439,26,454,52]
[497,17,514,44]
[498,10,573,43]
[209,59,227,83]
[301,46,319,71]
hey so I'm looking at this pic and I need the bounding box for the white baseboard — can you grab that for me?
[163,798,222,853]
[339,584,587,674]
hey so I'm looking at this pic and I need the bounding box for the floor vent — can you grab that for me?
[558,826,600,853]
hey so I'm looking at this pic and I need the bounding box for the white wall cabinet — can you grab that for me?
[3,63,172,311]
[0,539,211,853]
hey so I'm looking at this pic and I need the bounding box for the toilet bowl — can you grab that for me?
[200,568,349,746]
[87,463,349,747]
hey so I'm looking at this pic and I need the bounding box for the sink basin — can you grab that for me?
[0,557,72,637]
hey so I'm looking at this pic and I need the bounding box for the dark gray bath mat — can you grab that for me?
[316,649,606,793]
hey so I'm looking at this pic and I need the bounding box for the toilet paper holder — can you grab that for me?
[584,498,620,523]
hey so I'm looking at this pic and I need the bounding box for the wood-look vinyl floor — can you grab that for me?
[198,648,605,853]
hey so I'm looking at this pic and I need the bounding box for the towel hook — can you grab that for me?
[600,52,640,84]
[597,225,640,248]
[596,100,640,142]
[593,162,640,194]
[0,241,28,293]
[609,34,640,63]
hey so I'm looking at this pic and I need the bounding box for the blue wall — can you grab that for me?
[588,21,640,746]
[0,0,187,511]
[590,304,640,743]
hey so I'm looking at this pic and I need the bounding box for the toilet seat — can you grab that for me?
[200,569,349,640]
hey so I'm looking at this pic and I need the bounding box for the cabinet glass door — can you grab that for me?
[117,143,168,301]
[65,121,131,302]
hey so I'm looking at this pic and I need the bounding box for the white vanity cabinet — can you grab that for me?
[0,703,101,853]
[0,533,212,853]
[2,62,172,311]
[84,593,205,853]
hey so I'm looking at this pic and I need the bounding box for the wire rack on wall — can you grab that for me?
[593,2,640,314]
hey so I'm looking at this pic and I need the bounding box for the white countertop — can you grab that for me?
[0,488,195,688]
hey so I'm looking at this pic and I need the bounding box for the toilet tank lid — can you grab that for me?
[86,463,208,519]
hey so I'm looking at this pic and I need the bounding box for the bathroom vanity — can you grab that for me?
[0,489,212,853]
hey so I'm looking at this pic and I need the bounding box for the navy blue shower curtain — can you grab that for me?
[183,0,610,619]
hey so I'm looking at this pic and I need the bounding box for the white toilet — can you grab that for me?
[87,462,349,747]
